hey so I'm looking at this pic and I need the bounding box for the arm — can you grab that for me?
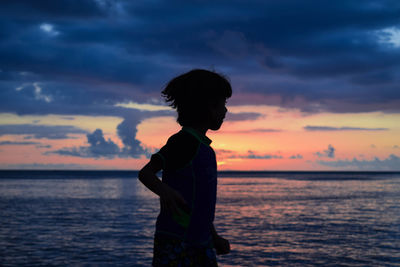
[138,156,164,196]
[138,156,188,216]
[211,223,230,255]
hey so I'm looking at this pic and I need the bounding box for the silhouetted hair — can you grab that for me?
[162,69,232,126]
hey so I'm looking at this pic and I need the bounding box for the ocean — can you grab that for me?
[0,171,399,266]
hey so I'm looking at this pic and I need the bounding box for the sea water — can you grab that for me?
[0,171,399,266]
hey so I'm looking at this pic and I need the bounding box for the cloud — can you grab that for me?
[49,129,120,159]
[117,117,149,157]
[49,122,149,159]
[0,124,87,139]
[223,128,282,134]
[0,162,103,170]
[242,128,281,133]
[86,129,121,156]
[225,112,264,122]
[289,154,303,159]
[318,154,400,171]
[114,102,171,112]
[377,27,400,48]
[215,149,234,155]
[0,0,108,18]
[0,141,40,145]
[49,133,117,158]
[1,1,400,172]
[229,150,283,159]
[1,0,400,121]
[32,82,52,102]
[315,144,335,158]
[208,30,250,60]
[36,144,52,149]
[39,23,60,37]
[304,126,389,131]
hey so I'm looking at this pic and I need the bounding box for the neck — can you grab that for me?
[187,125,208,135]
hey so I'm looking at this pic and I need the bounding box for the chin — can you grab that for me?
[210,121,224,131]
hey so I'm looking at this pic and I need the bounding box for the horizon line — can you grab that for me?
[0,169,399,173]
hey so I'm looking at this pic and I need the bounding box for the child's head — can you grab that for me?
[162,69,232,130]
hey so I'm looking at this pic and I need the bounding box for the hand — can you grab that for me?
[213,235,230,255]
[159,183,189,216]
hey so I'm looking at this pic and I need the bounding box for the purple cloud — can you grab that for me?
[315,145,336,158]
[304,126,389,131]
[229,150,283,159]
[225,112,264,122]
[0,124,87,139]
[318,154,400,171]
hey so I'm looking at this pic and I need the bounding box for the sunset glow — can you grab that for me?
[1,1,399,170]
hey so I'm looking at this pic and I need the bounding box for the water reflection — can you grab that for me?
[0,176,159,266]
[1,174,399,266]
[0,176,156,200]
[215,177,400,266]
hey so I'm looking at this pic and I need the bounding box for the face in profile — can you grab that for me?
[208,99,228,131]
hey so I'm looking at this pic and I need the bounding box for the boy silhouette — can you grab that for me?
[139,69,231,266]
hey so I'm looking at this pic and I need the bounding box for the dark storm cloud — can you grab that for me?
[1,0,400,120]
[1,0,107,18]
[304,126,389,131]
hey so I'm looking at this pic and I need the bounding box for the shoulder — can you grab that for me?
[166,130,197,148]
[153,130,200,171]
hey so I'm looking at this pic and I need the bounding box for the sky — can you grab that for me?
[1,0,400,171]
